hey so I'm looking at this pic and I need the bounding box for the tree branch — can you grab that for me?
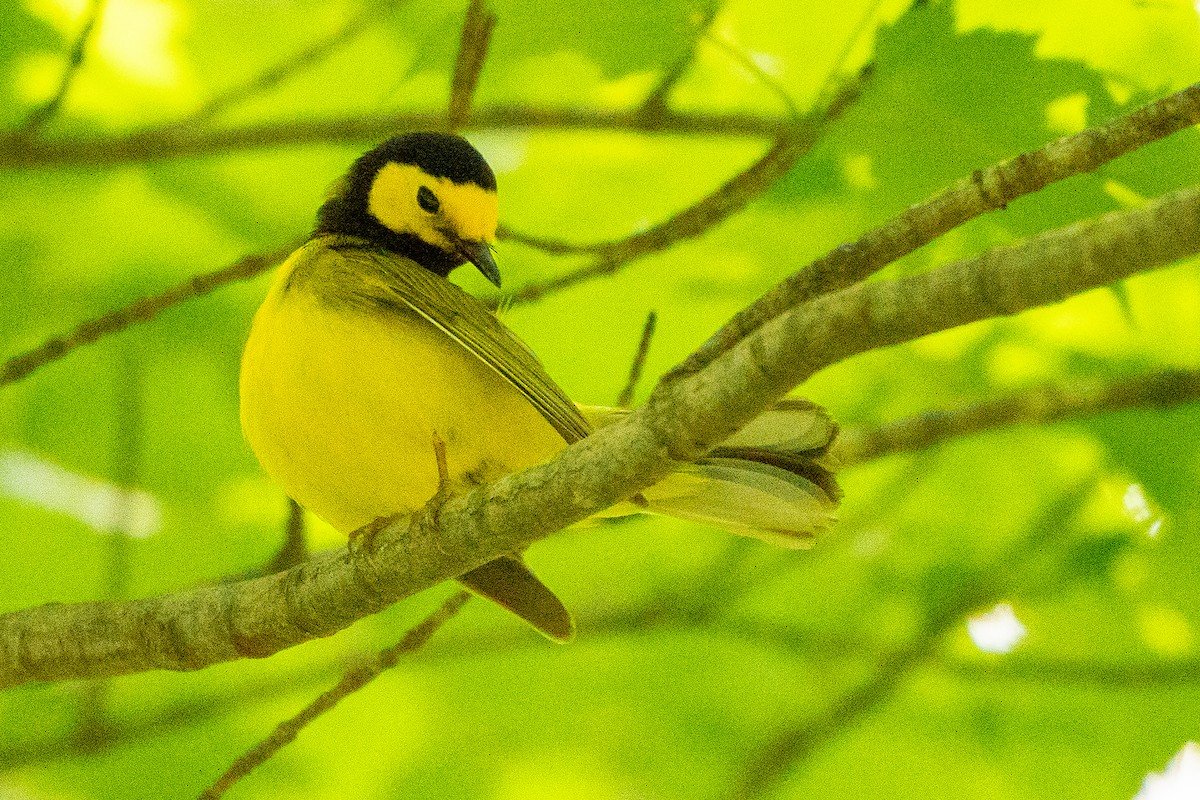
[264,499,309,574]
[447,0,497,132]
[0,107,800,169]
[0,241,295,387]
[0,72,866,387]
[179,4,379,127]
[668,80,1200,380]
[732,481,1095,799]
[1,167,1195,688]
[16,0,106,136]
[837,368,1200,466]
[198,591,470,799]
[636,1,722,121]
[493,67,868,307]
[617,311,658,407]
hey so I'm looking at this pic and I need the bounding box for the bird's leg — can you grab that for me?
[349,434,452,555]
[432,432,450,488]
[425,432,452,529]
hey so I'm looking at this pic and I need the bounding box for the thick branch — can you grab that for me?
[669,80,1200,378]
[1,175,1196,690]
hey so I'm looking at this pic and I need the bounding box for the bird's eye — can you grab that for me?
[417,186,440,213]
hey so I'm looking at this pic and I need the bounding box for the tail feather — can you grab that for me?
[581,399,841,545]
[456,401,839,638]
[641,457,835,548]
[457,556,574,641]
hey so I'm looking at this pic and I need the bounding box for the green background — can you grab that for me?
[1,0,1198,798]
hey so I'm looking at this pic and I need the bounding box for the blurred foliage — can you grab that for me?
[1,0,1199,799]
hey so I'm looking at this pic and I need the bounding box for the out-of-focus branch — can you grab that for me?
[732,481,1096,800]
[636,1,723,122]
[74,345,142,747]
[0,241,296,387]
[0,108,800,170]
[197,591,470,800]
[494,67,869,307]
[181,5,379,127]
[447,0,497,132]
[16,0,106,136]
[837,368,1200,466]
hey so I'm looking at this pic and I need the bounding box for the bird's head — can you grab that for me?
[316,132,501,287]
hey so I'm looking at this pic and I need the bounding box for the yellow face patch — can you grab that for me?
[367,162,499,250]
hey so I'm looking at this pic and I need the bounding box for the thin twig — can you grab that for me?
[617,311,658,407]
[0,664,338,770]
[700,27,801,121]
[945,655,1200,688]
[181,5,379,127]
[732,481,1096,800]
[837,368,1200,466]
[636,1,723,121]
[493,67,869,307]
[447,0,497,132]
[17,0,106,136]
[197,590,471,800]
[817,0,885,96]
[0,241,296,388]
[75,346,142,748]
[494,0,875,301]
[667,80,1200,381]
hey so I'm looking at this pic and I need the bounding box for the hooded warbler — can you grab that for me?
[239,132,840,641]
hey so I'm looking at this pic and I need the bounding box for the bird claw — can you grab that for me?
[348,513,401,556]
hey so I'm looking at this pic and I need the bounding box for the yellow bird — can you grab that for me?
[240,133,840,640]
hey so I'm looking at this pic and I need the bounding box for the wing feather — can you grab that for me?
[287,235,591,444]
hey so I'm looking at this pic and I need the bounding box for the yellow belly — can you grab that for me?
[239,275,567,534]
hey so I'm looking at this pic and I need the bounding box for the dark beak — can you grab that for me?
[459,239,502,288]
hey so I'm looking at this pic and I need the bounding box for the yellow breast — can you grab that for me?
[239,258,567,534]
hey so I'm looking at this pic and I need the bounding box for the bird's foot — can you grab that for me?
[348,512,402,556]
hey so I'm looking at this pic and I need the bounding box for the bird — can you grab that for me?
[239,132,840,641]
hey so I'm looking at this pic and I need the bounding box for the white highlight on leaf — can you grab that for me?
[967,602,1027,654]
[1134,742,1200,800]
[1124,483,1152,522]
[749,51,782,77]
[31,0,183,85]
[0,449,161,538]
